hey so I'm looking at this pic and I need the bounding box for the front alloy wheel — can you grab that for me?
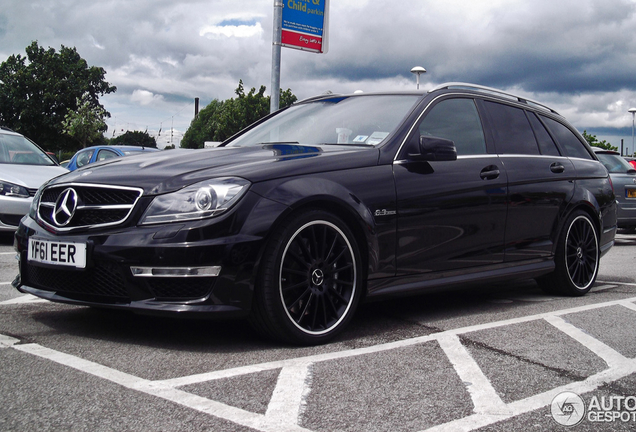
[280,220,357,335]
[251,209,362,344]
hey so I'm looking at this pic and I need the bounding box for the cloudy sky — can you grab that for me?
[2,0,636,150]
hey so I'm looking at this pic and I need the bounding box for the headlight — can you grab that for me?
[0,181,29,198]
[139,177,250,225]
[28,185,45,220]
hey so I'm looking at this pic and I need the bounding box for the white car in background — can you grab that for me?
[0,127,68,232]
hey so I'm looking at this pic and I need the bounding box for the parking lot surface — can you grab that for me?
[2,232,636,431]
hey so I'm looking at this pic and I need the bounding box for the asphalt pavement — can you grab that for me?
[1,231,636,431]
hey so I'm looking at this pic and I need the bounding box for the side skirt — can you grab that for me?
[366,259,555,300]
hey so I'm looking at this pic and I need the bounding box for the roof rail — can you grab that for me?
[429,82,560,115]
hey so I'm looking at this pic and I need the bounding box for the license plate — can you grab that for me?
[627,189,636,198]
[28,238,86,268]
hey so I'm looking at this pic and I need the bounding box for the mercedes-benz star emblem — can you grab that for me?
[311,269,325,287]
[53,188,79,227]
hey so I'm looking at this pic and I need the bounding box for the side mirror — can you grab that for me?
[409,136,457,161]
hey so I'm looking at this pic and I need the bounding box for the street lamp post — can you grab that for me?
[410,66,427,90]
[629,108,636,156]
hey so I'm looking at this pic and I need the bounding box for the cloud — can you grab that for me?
[199,19,264,39]
[2,0,636,148]
[131,89,165,106]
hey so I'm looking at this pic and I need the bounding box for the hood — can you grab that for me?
[0,164,69,188]
[47,144,380,195]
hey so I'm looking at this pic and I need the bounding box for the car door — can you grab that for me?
[478,100,576,261]
[394,97,508,275]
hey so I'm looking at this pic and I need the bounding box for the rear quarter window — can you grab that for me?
[528,112,561,156]
[541,116,592,160]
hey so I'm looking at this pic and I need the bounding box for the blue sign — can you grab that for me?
[281,0,329,53]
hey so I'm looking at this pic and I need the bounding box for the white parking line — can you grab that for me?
[597,280,636,287]
[3,295,636,432]
[544,315,627,368]
[0,294,48,305]
[425,359,636,432]
[13,342,312,432]
[266,363,313,427]
[437,333,511,416]
[590,284,618,292]
[0,334,19,348]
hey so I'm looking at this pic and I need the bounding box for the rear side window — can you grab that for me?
[540,116,592,160]
[97,149,119,161]
[528,113,561,156]
[418,98,487,155]
[482,101,539,155]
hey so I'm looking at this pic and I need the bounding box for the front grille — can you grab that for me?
[38,183,143,231]
[26,260,128,299]
[145,278,214,300]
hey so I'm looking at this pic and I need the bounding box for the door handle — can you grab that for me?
[480,165,500,180]
[550,162,565,173]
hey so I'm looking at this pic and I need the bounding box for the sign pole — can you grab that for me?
[270,1,283,113]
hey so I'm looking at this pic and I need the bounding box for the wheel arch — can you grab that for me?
[553,190,603,256]
[250,177,378,296]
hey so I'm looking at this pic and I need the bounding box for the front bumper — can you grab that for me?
[12,193,286,317]
[0,196,31,232]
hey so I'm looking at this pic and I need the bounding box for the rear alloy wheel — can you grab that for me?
[539,211,599,296]
[251,209,362,345]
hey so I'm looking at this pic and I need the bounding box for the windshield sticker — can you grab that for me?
[353,135,369,143]
[367,132,390,145]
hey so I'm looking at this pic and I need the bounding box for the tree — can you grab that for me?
[181,99,225,149]
[181,81,297,149]
[0,41,116,152]
[62,94,109,148]
[582,130,617,151]
[110,130,157,148]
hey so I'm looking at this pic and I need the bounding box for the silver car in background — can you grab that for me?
[593,147,636,232]
[0,127,68,232]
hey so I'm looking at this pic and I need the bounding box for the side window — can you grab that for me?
[97,149,119,161]
[528,113,561,156]
[482,101,539,155]
[0,138,7,163]
[76,150,94,167]
[418,98,487,155]
[540,116,593,160]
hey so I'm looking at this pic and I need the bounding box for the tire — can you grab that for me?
[250,209,363,345]
[538,210,599,296]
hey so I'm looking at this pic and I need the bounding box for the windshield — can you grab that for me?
[0,133,56,166]
[227,94,420,147]
[596,152,635,174]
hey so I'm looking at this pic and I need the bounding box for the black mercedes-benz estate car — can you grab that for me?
[13,83,617,345]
